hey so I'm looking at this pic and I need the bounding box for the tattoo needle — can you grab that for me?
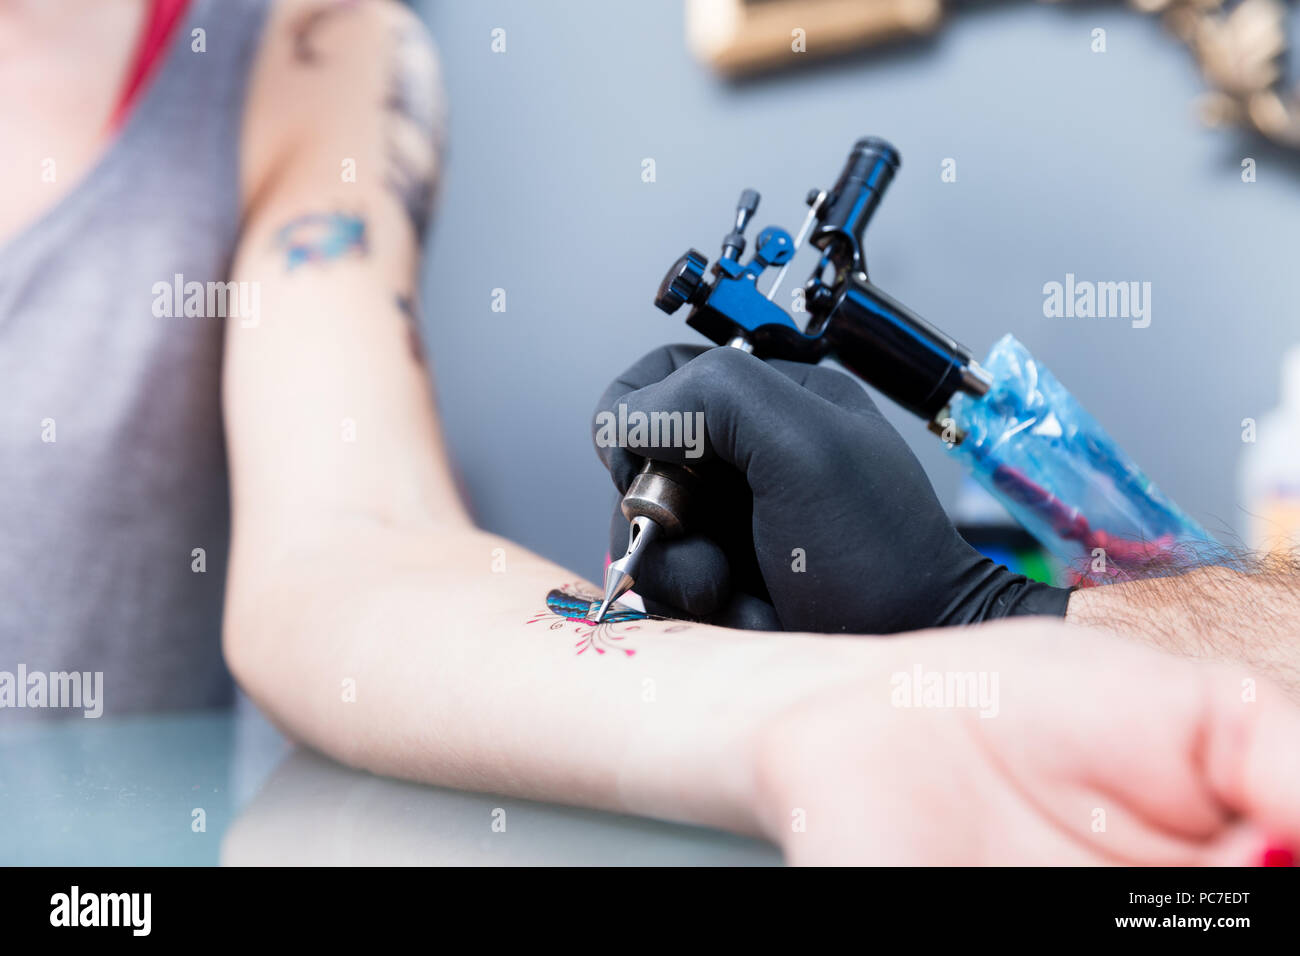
[597,191,795,626]
[593,515,661,623]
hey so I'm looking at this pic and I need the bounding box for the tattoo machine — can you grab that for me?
[596,137,1216,622]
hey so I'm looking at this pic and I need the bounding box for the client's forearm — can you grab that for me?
[222,518,875,834]
[1066,565,1300,695]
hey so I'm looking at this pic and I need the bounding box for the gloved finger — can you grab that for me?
[640,594,693,620]
[612,346,856,475]
[598,343,712,405]
[608,508,732,617]
[764,358,882,419]
[642,589,781,632]
[593,344,711,491]
[705,590,782,631]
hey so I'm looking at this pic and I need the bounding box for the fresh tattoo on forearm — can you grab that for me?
[383,21,442,242]
[275,212,368,271]
[529,585,689,657]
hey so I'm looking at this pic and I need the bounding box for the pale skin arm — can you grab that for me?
[220,0,856,834]
[220,1,1300,863]
[757,619,1300,865]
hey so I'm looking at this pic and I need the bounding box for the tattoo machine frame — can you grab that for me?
[596,137,1215,622]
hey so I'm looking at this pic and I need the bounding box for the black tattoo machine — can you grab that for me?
[595,134,1219,620]
[595,137,994,621]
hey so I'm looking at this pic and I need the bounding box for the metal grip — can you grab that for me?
[621,461,700,537]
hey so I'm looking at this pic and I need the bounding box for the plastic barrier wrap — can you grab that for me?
[946,335,1219,583]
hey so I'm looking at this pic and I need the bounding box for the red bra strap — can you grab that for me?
[109,0,193,130]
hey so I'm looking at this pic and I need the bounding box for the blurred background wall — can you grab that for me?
[417,0,1300,579]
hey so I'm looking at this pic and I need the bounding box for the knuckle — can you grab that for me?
[665,342,709,370]
[690,346,758,393]
[808,365,871,403]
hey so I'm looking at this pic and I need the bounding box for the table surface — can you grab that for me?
[0,701,780,866]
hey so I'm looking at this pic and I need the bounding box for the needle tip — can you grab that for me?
[594,559,634,624]
[593,515,661,624]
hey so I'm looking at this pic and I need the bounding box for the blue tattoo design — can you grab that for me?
[276,212,368,271]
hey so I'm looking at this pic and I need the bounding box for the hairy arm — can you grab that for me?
[1067,565,1300,697]
[219,0,868,832]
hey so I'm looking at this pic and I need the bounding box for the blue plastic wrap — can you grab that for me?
[946,335,1219,583]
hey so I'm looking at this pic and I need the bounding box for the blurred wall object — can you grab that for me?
[1161,0,1300,148]
[685,0,943,73]
[686,0,1300,148]
[1239,346,1300,557]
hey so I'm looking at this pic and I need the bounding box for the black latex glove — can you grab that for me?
[593,344,1072,633]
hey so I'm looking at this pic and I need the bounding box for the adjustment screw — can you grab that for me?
[654,249,708,314]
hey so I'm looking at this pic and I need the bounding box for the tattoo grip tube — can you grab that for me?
[596,462,702,623]
[621,461,700,534]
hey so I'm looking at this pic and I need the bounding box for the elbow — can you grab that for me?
[221,570,266,695]
[221,595,274,720]
[221,589,296,740]
[220,579,372,769]
[221,604,256,699]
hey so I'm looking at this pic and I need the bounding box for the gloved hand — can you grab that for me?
[593,344,1072,633]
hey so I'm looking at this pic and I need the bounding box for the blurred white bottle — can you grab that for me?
[1241,345,1300,555]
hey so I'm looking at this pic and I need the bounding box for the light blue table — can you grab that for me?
[0,700,780,866]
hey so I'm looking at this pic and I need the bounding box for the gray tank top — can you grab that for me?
[0,0,270,718]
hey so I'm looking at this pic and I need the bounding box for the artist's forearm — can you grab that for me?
[223,520,876,835]
[1066,566,1300,695]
